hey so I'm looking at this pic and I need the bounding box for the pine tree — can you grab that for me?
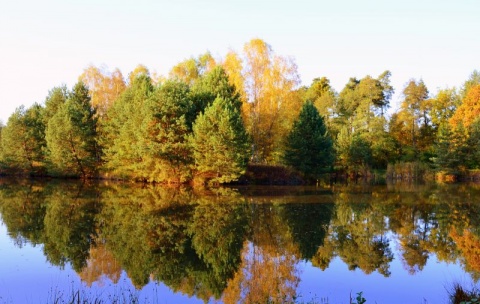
[432,124,454,170]
[283,101,334,179]
[43,86,68,125]
[190,97,250,184]
[143,80,194,183]
[0,104,46,175]
[101,74,153,180]
[45,82,98,178]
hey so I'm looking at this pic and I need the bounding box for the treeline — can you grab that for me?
[1,38,479,183]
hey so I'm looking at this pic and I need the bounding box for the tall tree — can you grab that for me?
[222,50,246,104]
[335,126,373,175]
[101,74,154,180]
[432,124,458,170]
[45,82,98,178]
[429,88,460,129]
[390,79,430,160]
[42,86,68,125]
[190,97,250,185]
[336,72,392,134]
[192,66,241,106]
[304,77,336,127]
[334,72,393,169]
[190,66,242,124]
[142,80,195,183]
[242,39,302,163]
[283,101,334,179]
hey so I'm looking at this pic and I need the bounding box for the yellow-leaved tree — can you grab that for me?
[449,84,480,129]
[169,52,217,85]
[224,39,302,163]
[79,65,126,118]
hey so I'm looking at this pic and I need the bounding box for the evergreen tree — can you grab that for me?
[190,66,243,124]
[0,104,46,175]
[101,74,154,180]
[433,124,454,170]
[348,134,373,173]
[433,123,469,171]
[42,86,68,125]
[190,97,250,184]
[193,66,242,107]
[45,82,98,178]
[305,77,336,128]
[466,119,480,169]
[283,101,334,178]
[143,80,194,183]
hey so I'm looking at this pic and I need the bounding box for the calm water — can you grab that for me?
[0,179,479,304]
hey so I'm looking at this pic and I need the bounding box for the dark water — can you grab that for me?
[0,179,479,303]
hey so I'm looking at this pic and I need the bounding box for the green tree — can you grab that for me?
[283,101,334,179]
[465,119,480,169]
[348,134,373,173]
[391,79,431,161]
[333,72,393,169]
[0,104,46,175]
[335,128,374,175]
[335,126,352,170]
[191,66,242,115]
[45,82,98,178]
[42,86,68,125]
[432,124,454,169]
[335,72,392,133]
[432,123,468,171]
[429,88,460,130]
[142,80,195,183]
[304,77,336,123]
[101,74,154,180]
[190,97,251,185]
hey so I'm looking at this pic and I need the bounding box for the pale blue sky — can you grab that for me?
[1,0,479,123]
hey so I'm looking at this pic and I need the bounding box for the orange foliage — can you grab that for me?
[78,244,122,286]
[450,84,480,128]
[79,65,126,117]
[450,227,480,273]
[222,241,300,304]
[241,39,302,162]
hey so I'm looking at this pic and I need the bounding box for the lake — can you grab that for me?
[0,179,479,303]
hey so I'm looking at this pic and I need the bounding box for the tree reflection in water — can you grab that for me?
[1,180,480,302]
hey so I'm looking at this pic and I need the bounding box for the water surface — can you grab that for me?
[0,179,479,303]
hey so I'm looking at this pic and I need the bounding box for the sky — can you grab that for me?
[0,0,479,123]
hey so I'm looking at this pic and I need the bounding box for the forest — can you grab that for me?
[1,38,479,184]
